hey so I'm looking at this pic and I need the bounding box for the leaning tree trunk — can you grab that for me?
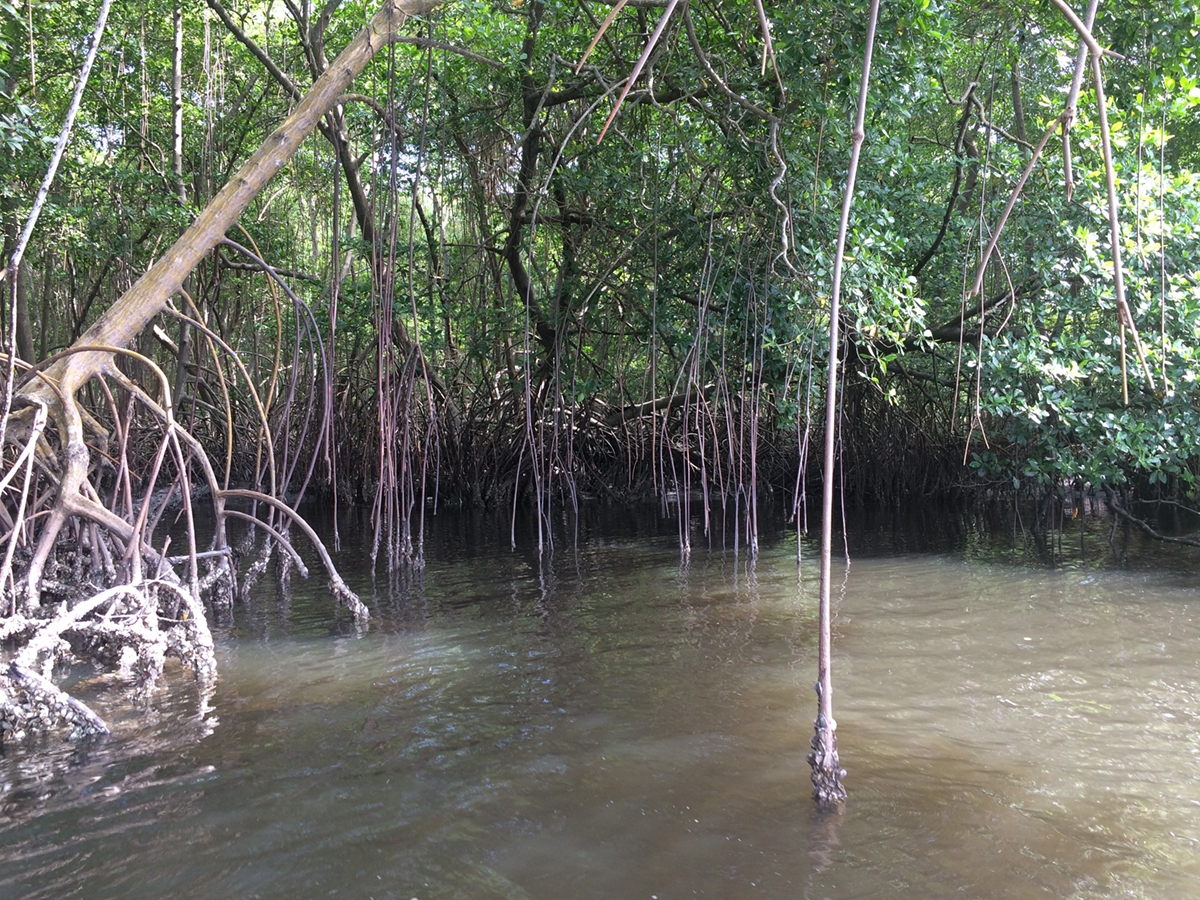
[0,0,441,742]
[23,0,440,406]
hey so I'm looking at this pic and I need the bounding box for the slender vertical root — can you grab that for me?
[809,0,880,806]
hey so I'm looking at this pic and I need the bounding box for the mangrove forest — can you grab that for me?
[2,0,1200,809]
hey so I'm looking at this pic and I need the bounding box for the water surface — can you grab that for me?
[2,508,1198,899]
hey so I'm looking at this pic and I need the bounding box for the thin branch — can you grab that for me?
[911,83,976,277]
[1107,491,1200,549]
[967,118,1059,299]
[395,34,504,69]
[576,0,630,73]
[2,0,113,455]
[5,0,113,278]
[1062,0,1100,200]
[752,0,784,100]
[597,0,683,143]
[682,7,778,124]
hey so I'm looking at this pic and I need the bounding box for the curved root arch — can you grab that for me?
[0,0,440,741]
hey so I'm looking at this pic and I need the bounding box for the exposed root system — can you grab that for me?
[0,545,222,741]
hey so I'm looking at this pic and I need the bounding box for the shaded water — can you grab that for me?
[2,507,1199,899]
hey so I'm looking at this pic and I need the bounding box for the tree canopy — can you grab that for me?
[6,0,1198,510]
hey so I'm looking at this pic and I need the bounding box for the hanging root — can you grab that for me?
[220,488,369,622]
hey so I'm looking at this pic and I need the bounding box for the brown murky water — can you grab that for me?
[1,508,1198,899]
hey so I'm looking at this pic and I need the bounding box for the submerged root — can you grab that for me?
[0,560,219,743]
[331,575,368,620]
[807,716,847,807]
[0,662,110,741]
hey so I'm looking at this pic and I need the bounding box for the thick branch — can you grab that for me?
[1106,490,1200,549]
[911,84,976,278]
[26,0,437,405]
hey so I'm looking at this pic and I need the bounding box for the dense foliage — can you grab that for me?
[4,0,1200,533]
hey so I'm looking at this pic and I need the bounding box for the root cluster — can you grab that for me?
[0,365,364,744]
[0,543,220,741]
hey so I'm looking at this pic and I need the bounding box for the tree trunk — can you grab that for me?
[22,0,441,406]
[37,252,53,358]
[14,259,34,363]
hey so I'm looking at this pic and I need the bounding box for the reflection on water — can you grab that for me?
[1,506,1198,899]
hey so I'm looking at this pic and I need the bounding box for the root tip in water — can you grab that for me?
[807,723,847,807]
[1,662,110,741]
[332,580,369,621]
